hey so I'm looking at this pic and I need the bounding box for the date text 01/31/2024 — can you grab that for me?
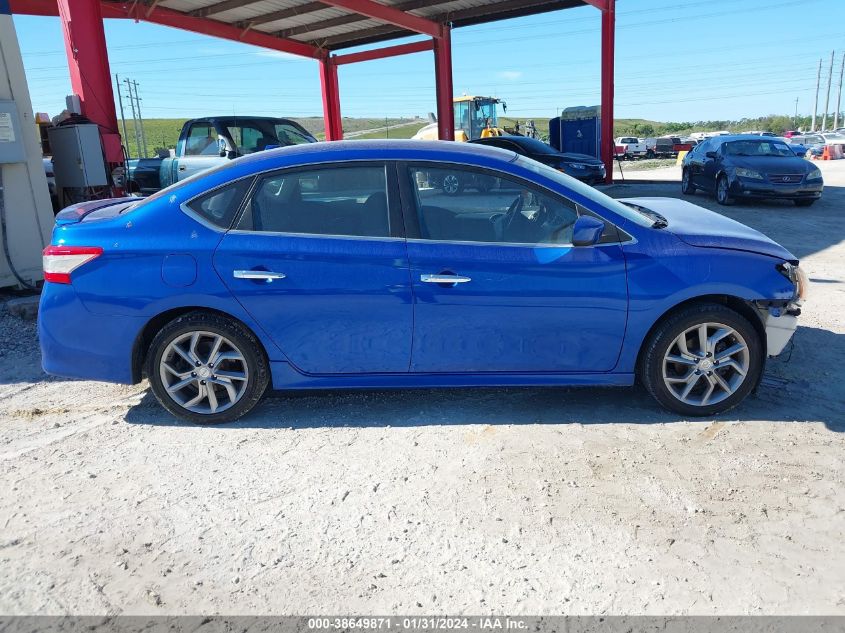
[307,617,529,630]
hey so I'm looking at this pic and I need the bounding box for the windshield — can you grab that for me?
[514,155,654,228]
[723,140,794,157]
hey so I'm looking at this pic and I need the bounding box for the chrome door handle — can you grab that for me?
[421,274,471,284]
[233,270,286,281]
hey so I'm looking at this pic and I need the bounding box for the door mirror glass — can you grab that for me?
[572,215,606,247]
[705,151,718,159]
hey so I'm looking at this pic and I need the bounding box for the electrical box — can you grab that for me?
[549,105,601,158]
[0,99,26,163]
[48,124,109,188]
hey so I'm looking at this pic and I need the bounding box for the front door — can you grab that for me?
[401,164,628,374]
[214,163,412,374]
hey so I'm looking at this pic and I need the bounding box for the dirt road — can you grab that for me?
[1,162,843,615]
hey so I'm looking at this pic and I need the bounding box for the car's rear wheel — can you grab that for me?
[146,312,269,424]
[639,303,763,417]
[716,174,734,205]
[681,169,696,195]
[794,199,816,207]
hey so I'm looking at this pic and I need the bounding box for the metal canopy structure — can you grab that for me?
[10,0,616,182]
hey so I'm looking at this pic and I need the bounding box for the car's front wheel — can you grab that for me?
[681,169,696,195]
[639,303,763,417]
[716,174,734,205]
[146,312,270,424]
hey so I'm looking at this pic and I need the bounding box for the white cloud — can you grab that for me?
[254,50,303,61]
[498,70,522,81]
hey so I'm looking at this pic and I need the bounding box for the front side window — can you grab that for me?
[237,165,390,238]
[408,166,579,245]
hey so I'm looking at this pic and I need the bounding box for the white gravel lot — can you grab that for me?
[0,161,843,616]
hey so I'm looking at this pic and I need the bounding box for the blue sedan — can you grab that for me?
[39,141,805,423]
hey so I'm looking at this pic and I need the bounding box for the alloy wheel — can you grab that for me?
[661,322,750,407]
[159,331,249,414]
[442,174,461,194]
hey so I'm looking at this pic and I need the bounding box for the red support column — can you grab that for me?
[57,0,123,167]
[433,28,454,141]
[320,56,343,141]
[600,0,615,183]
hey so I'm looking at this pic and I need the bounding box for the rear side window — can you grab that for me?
[237,165,390,238]
[185,179,251,229]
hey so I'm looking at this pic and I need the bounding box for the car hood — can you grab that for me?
[556,152,603,164]
[619,197,797,261]
[730,155,812,173]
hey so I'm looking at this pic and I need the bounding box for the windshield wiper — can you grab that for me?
[651,218,668,229]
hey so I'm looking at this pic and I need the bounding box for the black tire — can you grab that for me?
[441,173,463,196]
[646,149,655,159]
[639,302,764,417]
[716,174,734,205]
[794,199,816,207]
[145,311,270,424]
[681,168,696,195]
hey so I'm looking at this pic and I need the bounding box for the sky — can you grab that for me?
[12,0,845,124]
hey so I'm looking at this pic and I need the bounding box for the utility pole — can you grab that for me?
[794,97,799,128]
[812,58,821,132]
[821,50,834,132]
[124,78,142,158]
[132,80,148,158]
[115,74,129,159]
[835,52,844,131]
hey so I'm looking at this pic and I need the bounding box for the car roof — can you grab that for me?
[707,134,789,142]
[235,139,518,169]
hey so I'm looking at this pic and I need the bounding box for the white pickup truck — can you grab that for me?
[614,136,649,159]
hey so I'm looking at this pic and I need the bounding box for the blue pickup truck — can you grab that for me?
[125,116,317,194]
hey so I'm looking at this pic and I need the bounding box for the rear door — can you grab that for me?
[213,162,413,374]
[400,163,628,374]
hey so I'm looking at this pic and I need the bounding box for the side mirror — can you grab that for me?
[572,215,605,247]
[705,151,718,159]
[217,138,228,157]
[226,150,237,159]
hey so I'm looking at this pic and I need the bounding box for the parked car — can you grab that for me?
[42,157,58,211]
[469,135,606,184]
[40,140,805,423]
[652,136,693,158]
[125,116,317,194]
[614,136,649,159]
[779,137,809,157]
[681,134,823,206]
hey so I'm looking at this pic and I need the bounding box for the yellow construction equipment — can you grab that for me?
[412,96,508,141]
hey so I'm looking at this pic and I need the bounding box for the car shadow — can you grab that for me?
[123,326,845,433]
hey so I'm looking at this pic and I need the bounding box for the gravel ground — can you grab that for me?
[1,162,844,616]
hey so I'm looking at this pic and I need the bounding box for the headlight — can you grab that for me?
[777,262,808,301]
[807,167,822,180]
[568,163,588,169]
[736,168,763,179]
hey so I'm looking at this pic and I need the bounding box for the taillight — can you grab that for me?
[42,245,103,284]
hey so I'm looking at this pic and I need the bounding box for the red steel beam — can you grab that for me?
[580,0,606,9]
[433,27,454,141]
[600,0,615,182]
[318,0,442,38]
[57,0,123,167]
[10,0,323,59]
[333,38,432,65]
[320,57,343,140]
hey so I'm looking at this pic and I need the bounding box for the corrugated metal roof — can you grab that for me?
[115,0,588,51]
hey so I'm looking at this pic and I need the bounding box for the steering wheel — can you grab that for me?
[501,192,525,238]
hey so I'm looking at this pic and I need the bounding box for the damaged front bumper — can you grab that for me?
[758,264,807,357]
